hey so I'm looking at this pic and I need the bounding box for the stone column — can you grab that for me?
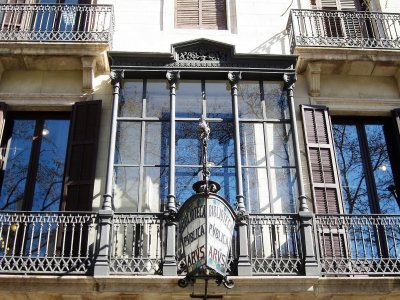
[228,71,252,276]
[284,73,319,276]
[94,70,123,276]
[163,70,180,276]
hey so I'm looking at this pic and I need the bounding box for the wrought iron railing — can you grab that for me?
[0,211,97,274]
[287,9,400,52]
[248,214,302,275]
[316,214,400,275]
[109,213,163,275]
[0,4,114,43]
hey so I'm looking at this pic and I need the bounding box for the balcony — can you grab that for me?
[287,9,400,90]
[1,211,399,277]
[0,3,114,43]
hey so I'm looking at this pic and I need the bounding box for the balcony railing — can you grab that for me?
[287,9,400,53]
[0,4,114,43]
[316,214,400,275]
[0,211,97,274]
[1,211,400,276]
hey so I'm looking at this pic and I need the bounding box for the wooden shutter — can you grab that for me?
[62,100,101,212]
[0,103,8,170]
[301,105,343,214]
[176,0,227,29]
[2,0,34,31]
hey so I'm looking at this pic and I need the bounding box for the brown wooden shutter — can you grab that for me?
[176,0,226,29]
[302,105,349,268]
[62,100,101,212]
[0,102,8,170]
[301,105,343,214]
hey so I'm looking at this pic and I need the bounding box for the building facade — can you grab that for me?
[0,0,399,299]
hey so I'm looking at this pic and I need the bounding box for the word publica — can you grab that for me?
[182,224,205,246]
[208,223,231,247]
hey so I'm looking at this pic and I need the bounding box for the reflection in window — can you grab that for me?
[116,79,296,213]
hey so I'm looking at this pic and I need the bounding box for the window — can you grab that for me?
[175,0,227,29]
[115,79,297,214]
[0,101,101,212]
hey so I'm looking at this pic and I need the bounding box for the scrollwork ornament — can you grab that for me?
[227,71,242,86]
[110,70,124,86]
[166,70,180,86]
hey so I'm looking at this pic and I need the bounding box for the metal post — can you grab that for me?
[94,70,123,276]
[228,71,252,276]
[284,73,319,275]
[163,70,180,275]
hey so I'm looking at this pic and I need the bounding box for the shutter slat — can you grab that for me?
[176,0,226,29]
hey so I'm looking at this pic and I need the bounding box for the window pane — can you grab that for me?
[145,122,169,165]
[240,123,266,167]
[238,82,263,119]
[266,123,294,167]
[115,122,141,165]
[32,119,69,211]
[119,80,143,117]
[141,167,168,212]
[176,81,201,118]
[176,122,201,165]
[333,124,372,214]
[365,124,400,214]
[176,167,201,203]
[264,82,288,119]
[0,120,35,210]
[205,81,232,118]
[269,168,297,213]
[209,122,234,167]
[114,166,139,212]
[243,167,269,213]
[209,167,236,206]
[146,80,170,119]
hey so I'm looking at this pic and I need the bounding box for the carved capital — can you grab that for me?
[110,70,124,86]
[228,71,242,85]
[283,73,297,89]
[166,70,180,86]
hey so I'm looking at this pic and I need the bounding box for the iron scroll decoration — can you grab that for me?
[177,118,236,293]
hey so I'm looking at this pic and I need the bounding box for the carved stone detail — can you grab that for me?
[177,48,228,62]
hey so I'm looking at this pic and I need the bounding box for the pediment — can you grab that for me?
[171,39,235,63]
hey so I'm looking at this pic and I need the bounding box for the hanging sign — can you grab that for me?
[178,193,236,277]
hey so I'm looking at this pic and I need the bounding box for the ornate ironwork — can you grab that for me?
[287,9,400,52]
[0,4,114,44]
[109,213,163,275]
[177,48,228,62]
[0,211,97,274]
[316,214,400,275]
[248,214,302,275]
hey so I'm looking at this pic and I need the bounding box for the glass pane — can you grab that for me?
[145,122,169,165]
[209,122,234,167]
[176,122,201,165]
[119,80,143,117]
[243,167,269,213]
[365,124,400,214]
[333,124,372,214]
[141,167,168,212]
[237,82,263,119]
[205,81,232,118]
[0,120,35,210]
[32,119,69,211]
[146,80,170,119]
[114,166,139,212]
[264,82,288,119]
[266,123,294,167]
[269,168,297,213]
[115,122,141,165]
[240,123,266,167]
[209,167,236,206]
[176,81,201,118]
[176,167,201,204]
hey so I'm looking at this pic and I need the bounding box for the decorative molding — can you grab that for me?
[81,56,96,93]
[311,96,400,115]
[0,93,91,109]
[305,63,321,97]
[177,48,228,62]
[283,73,297,89]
